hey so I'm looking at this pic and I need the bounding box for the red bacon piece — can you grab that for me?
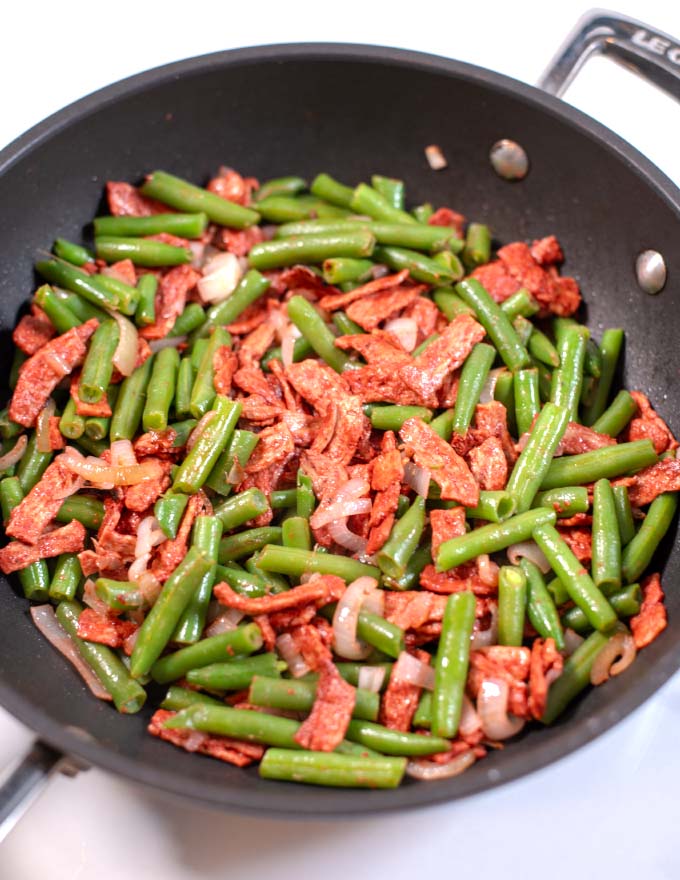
[430,507,466,560]
[69,375,112,418]
[212,346,239,396]
[467,436,508,491]
[78,497,136,578]
[123,458,171,512]
[214,575,345,615]
[206,167,258,206]
[139,265,200,340]
[294,660,356,752]
[627,458,680,507]
[106,181,168,217]
[151,491,210,582]
[148,709,264,767]
[496,240,581,317]
[400,417,479,507]
[13,311,55,355]
[630,572,667,649]
[427,207,465,238]
[556,527,592,563]
[527,638,563,720]
[102,259,136,286]
[288,623,333,671]
[0,521,86,574]
[380,649,430,731]
[77,608,138,648]
[468,645,531,719]
[345,285,423,332]
[318,270,410,312]
[133,428,179,458]
[214,225,265,256]
[559,422,616,455]
[48,417,65,451]
[625,391,678,454]
[6,459,82,545]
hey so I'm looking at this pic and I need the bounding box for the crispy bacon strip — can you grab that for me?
[149,709,264,767]
[430,507,466,560]
[139,265,200,340]
[0,521,86,574]
[77,608,138,648]
[400,417,479,507]
[527,638,563,720]
[468,645,531,719]
[318,270,410,311]
[627,458,680,507]
[345,285,424,332]
[214,576,344,614]
[106,181,168,216]
[380,649,430,732]
[630,572,667,649]
[559,422,617,455]
[293,660,356,751]
[626,391,678,454]
[13,311,55,355]
[123,458,171,511]
[6,459,81,545]
[467,436,508,491]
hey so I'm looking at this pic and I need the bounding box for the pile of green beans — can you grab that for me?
[1,163,674,794]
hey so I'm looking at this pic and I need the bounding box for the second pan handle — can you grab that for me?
[537,8,680,101]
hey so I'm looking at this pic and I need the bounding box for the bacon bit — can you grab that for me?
[48,417,65,451]
[268,265,336,298]
[268,605,317,631]
[380,649,430,731]
[206,167,258,206]
[123,458,171,511]
[134,428,179,458]
[318,270,410,312]
[627,458,680,507]
[625,391,678,453]
[366,432,404,554]
[139,265,201,340]
[78,497,137,578]
[226,298,273,336]
[420,564,497,597]
[430,507,466,559]
[254,614,277,651]
[151,491,209,582]
[401,297,441,342]
[470,262,521,303]
[102,259,136,286]
[69,375,112,418]
[335,329,409,364]
[244,420,294,475]
[384,591,448,631]
[9,320,98,428]
[0,520,86,574]
[560,422,617,455]
[212,346,238,395]
[6,459,82,545]
[294,660,356,751]
[467,436,508,491]
[527,638,563,720]
[400,314,486,401]
[400,417,479,507]
[556,513,592,528]
[427,207,465,239]
[496,241,581,317]
[146,232,190,249]
[214,225,265,256]
[149,709,264,766]
[240,323,279,368]
[468,646,531,719]
[215,575,344,614]
[13,311,56,355]
[77,608,138,648]
[556,527,592,563]
[289,623,333,671]
[471,402,517,465]
[345,363,439,407]
[530,236,564,266]
[106,181,168,216]
[300,451,348,502]
[345,285,424,332]
[630,572,667,649]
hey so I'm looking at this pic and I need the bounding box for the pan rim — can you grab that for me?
[1,40,679,815]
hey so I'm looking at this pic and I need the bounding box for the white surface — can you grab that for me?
[2,1,680,877]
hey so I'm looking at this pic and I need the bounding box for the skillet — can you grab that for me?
[0,8,679,828]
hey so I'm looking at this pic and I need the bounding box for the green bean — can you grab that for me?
[433,289,474,320]
[161,686,223,712]
[192,270,268,340]
[130,547,213,678]
[591,479,621,594]
[532,486,589,518]
[493,369,517,435]
[164,704,303,747]
[332,310,364,336]
[521,558,565,651]
[172,397,241,494]
[248,675,376,721]
[17,433,52,494]
[428,408,455,442]
[74,436,108,458]
[53,238,94,266]
[0,410,22,443]
[94,578,143,613]
[205,429,259,496]
[512,315,533,347]
[217,563,268,598]
[189,327,231,418]
[34,284,81,332]
[173,357,194,419]
[412,203,433,223]
[255,543,380,582]
[94,212,208,239]
[252,195,316,223]
[282,516,312,551]
[255,176,307,201]
[78,320,119,404]
[540,440,658,490]
[141,346,179,431]
[170,302,205,337]
[186,654,285,691]
[500,287,539,320]
[550,323,588,420]
[371,174,405,210]
[377,496,426,579]
[514,368,541,437]
[612,485,636,546]
[506,403,570,513]
[537,361,554,406]
[95,236,191,267]
[276,218,465,253]
[190,339,209,371]
[154,493,189,539]
[431,591,476,737]
[383,542,432,591]
[36,259,126,312]
[455,278,530,371]
[465,490,516,522]
[141,170,259,228]
[56,600,147,713]
[173,514,224,644]
[412,334,439,358]
[250,229,375,271]
[346,719,450,756]
[369,405,432,431]
[213,488,270,530]
[323,257,374,285]
[219,527,283,563]
[532,523,616,632]
[0,477,50,600]
[59,397,86,440]
[451,343,496,435]
[293,475,317,522]
[259,749,406,789]
[498,566,527,646]
[356,612,405,659]
[437,507,556,571]
[56,495,104,531]
[373,245,454,285]
[590,390,638,438]
[287,295,351,373]
[84,384,118,440]
[561,583,642,634]
[541,629,614,724]
[350,182,415,225]
[583,329,624,426]
[310,173,355,209]
[52,288,108,324]
[528,327,560,368]
[49,553,82,603]
[110,355,154,441]
[462,223,492,269]
[621,492,678,584]
[547,575,569,606]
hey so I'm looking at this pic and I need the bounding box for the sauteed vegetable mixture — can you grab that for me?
[0,166,675,788]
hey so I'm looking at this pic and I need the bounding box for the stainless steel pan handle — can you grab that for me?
[538,9,680,100]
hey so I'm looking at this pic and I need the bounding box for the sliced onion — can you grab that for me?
[384,317,418,352]
[188,241,206,268]
[205,608,245,637]
[183,729,208,752]
[357,665,386,693]
[477,678,526,740]
[403,462,431,498]
[82,578,111,616]
[392,651,435,690]
[280,323,302,368]
[479,368,505,405]
[227,458,246,486]
[563,628,585,657]
[275,633,311,678]
[30,605,112,701]
[424,144,448,171]
[0,434,28,470]
[407,750,476,780]
[327,519,368,556]
[138,571,162,606]
[36,399,56,453]
[110,439,137,468]
[332,576,379,660]
[459,695,483,737]
[311,497,371,529]
[370,264,389,280]
[590,631,637,685]
[187,411,216,452]
[61,447,159,486]
[507,541,551,574]
[43,349,73,378]
[198,252,243,303]
[110,311,138,377]
[128,553,151,581]
[470,603,499,650]
[134,515,166,558]
[149,335,187,353]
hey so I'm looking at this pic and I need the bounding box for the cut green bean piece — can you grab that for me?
[296,472,315,519]
[196,269,270,338]
[350,182,415,225]
[591,479,621,594]
[49,553,82,603]
[540,440,658,490]
[465,491,516,523]
[255,544,380,582]
[34,284,81,332]
[521,558,565,651]
[36,259,123,312]
[451,343,496,435]
[332,310,364,336]
[533,486,589,518]
[141,170,260,229]
[143,346,179,431]
[528,327,560,368]
[372,174,405,210]
[310,173,355,209]
[432,591,476,737]
[95,236,191,267]
[0,476,50,600]
[550,323,588,420]
[17,433,52,494]
[213,488,270,531]
[110,356,154,441]
[590,390,638,438]
[583,329,624,426]
[174,357,194,420]
[250,230,375,271]
[370,405,432,431]
[57,495,104,531]
[433,289,474,320]
[613,485,636,546]
[346,720,450,756]
[173,514,224,645]
[287,295,351,373]
[189,326,231,419]
[79,319,119,403]
[494,369,517,436]
[562,583,642,634]
[323,257,374,285]
[622,492,678,584]
[455,279,530,371]
[373,245,454,285]
[205,429,259,496]
[255,176,307,201]
[260,748,406,788]
[59,397,86,440]
[154,493,189,539]
[498,566,527,646]
[542,629,613,724]
[500,288,539,320]
[514,368,540,437]
[161,686,223,712]
[94,212,208,239]
[53,238,94,266]
[219,527,283,563]
[282,516,312,551]
[172,397,241,494]
[170,302,205,337]
[377,496,426,579]
[506,403,570,513]
[250,676,378,721]
[462,223,491,269]
[186,653,284,691]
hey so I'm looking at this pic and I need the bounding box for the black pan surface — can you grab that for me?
[0,43,678,815]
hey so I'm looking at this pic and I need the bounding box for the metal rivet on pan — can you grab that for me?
[636,249,667,295]
[489,139,529,180]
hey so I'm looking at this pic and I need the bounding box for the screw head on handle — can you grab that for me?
[489,139,529,180]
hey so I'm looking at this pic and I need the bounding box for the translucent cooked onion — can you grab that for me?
[477,554,499,588]
[590,631,637,685]
[507,541,551,574]
[357,665,386,693]
[187,411,216,452]
[0,434,28,470]
[470,603,498,650]
[332,576,379,660]
[311,497,371,529]
[61,448,156,486]
[43,349,72,377]
[198,251,243,303]
[327,519,368,556]
[477,678,526,740]
[128,553,151,581]
[149,335,187,353]
[188,241,206,268]
[479,368,505,404]
[406,750,476,780]
[276,633,311,678]
[110,311,138,377]
[384,317,418,352]
[110,439,137,468]
[82,578,111,616]
[35,399,56,453]
[403,462,431,498]
[424,144,448,171]
[134,515,166,558]
[370,264,389,279]
[280,323,302,368]
[138,571,162,606]
[30,605,111,701]
[392,651,435,690]
[205,608,246,637]
[459,695,483,737]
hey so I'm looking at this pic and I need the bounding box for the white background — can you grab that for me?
[1,2,680,877]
